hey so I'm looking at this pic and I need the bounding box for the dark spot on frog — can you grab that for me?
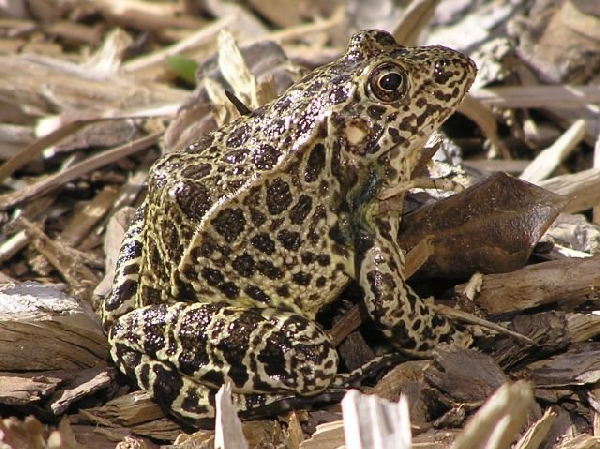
[254,144,281,170]
[163,227,183,261]
[331,243,348,257]
[250,209,266,226]
[243,186,262,206]
[257,260,283,280]
[249,104,267,119]
[329,85,349,104]
[200,369,225,388]
[147,242,162,272]
[275,96,292,111]
[245,285,271,303]
[218,282,240,299]
[137,362,150,388]
[328,223,346,245]
[277,230,301,251]
[251,233,276,255]
[316,254,330,266]
[175,181,211,222]
[152,368,188,408]
[211,208,246,242]
[232,253,255,277]
[304,144,325,183]
[111,278,137,307]
[192,236,217,259]
[222,149,249,164]
[301,252,315,264]
[388,127,406,145]
[366,270,397,305]
[367,105,387,120]
[180,389,210,415]
[289,195,313,224]
[305,79,324,94]
[180,163,211,179]
[201,267,224,286]
[329,75,350,104]
[226,123,251,148]
[276,285,290,297]
[297,113,316,134]
[372,30,396,46]
[266,178,292,215]
[315,276,327,287]
[175,274,197,301]
[292,272,312,286]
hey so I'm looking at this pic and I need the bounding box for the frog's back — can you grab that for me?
[138,76,349,316]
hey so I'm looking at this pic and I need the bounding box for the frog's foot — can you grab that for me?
[330,352,407,389]
[107,302,338,424]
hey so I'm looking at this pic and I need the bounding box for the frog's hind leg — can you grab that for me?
[108,301,338,424]
[101,203,147,331]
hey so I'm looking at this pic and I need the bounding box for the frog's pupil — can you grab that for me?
[379,73,402,91]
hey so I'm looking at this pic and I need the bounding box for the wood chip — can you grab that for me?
[0,282,108,371]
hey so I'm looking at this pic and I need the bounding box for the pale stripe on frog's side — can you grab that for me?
[102,29,477,427]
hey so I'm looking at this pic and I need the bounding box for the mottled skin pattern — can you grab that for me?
[102,30,477,426]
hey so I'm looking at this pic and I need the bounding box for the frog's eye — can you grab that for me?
[368,62,408,103]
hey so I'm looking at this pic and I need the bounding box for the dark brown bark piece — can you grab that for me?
[528,342,600,388]
[491,312,570,369]
[425,346,507,404]
[0,373,63,406]
[399,172,568,279]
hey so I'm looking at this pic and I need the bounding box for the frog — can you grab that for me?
[102,29,478,426]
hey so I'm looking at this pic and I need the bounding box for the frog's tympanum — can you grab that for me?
[102,30,477,426]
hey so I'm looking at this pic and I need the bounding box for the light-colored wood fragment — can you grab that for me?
[0,373,63,405]
[215,382,249,449]
[0,282,108,370]
[48,367,115,416]
[433,303,534,345]
[90,0,205,33]
[472,85,600,108]
[20,217,100,286]
[556,434,600,449]
[45,20,102,47]
[46,418,88,449]
[0,133,161,210]
[59,185,120,248]
[299,420,344,449]
[284,412,305,449]
[520,120,586,182]
[459,94,507,158]
[513,408,556,449]
[121,15,240,76]
[78,391,182,441]
[450,381,534,449]
[218,30,257,110]
[567,314,600,343]
[540,168,600,213]
[392,0,437,46]
[342,390,411,449]
[593,133,600,224]
[457,256,600,316]
[94,207,136,298]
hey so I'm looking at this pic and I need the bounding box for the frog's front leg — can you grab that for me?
[107,302,338,424]
[357,213,473,356]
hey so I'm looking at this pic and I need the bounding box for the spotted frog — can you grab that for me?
[102,30,477,426]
